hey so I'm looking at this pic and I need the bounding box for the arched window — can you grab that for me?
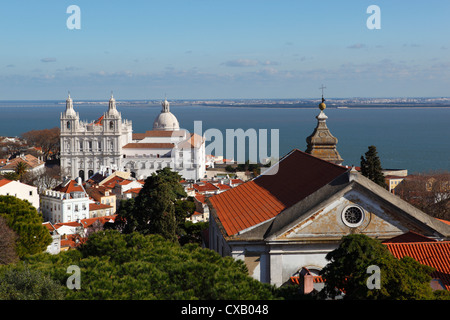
[78,170,85,182]
[67,121,71,129]
[109,121,114,130]
[88,170,94,179]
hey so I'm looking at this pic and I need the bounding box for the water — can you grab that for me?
[0,100,449,173]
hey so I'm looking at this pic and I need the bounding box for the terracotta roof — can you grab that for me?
[122,143,174,149]
[209,149,348,236]
[385,241,450,290]
[0,154,43,170]
[85,186,113,201]
[94,115,104,125]
[42,221,57,232]
[54,179,86,195]
[0,179,12,187]
[102,176,126,188]
[123,187,142,194]
[194,193,205,204]
[216,183,231,190]
[383,231,437,243]
[193,182,219,192]
[89,203,113,211]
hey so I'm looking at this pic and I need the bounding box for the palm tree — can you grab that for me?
[14,161,29,180]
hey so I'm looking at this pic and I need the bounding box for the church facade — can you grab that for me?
[60,94,206,182]
[207,96,450,287]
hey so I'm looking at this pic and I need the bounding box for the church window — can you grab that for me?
[110,121,114,130]
[88,141,92,151]
[342,205,364,228]
[67,121,71,129]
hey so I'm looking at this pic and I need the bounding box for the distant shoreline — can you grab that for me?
[0,100,450,110]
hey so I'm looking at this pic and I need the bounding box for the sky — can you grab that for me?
[0,0,449,100]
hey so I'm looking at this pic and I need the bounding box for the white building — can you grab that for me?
[60,94,206,182]
[40,178,90,224]
[0,178,40,210]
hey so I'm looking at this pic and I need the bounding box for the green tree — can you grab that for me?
[319,234,438,300]
[15,230,278,300]
[0,266,65,300]
[117,168,187,242]
[360,145,387,188]
[0,195,52,258]
[14,161,29,181]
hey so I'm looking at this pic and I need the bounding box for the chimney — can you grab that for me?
[299,267,314,294]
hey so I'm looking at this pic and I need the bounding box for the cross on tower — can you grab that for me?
[319,84,326,102]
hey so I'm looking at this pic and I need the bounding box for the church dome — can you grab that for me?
[153,112,180,131]
[152,98,180,131]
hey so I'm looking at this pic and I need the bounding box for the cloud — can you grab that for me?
[347,43,366,49]
[222,59,260,67]
[221,59,279,67]
[41,57,57,63]
[403,43,421,48]
[5,64,15,68]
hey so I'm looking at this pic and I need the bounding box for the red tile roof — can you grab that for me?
[193,182,219,193]
[54,179,86,195]
[0,154,43,170]
[194,193,205,204]
[0,179,12,187]
[209,149,348,236]
[382,231,437,244]
[384,241,450,290]
[123,188,142,194]
[89,203,113,211]
[216,183,231,190]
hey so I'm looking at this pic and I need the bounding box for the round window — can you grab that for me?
[342,205,364,228]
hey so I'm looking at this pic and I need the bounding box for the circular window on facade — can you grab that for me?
[342,205,365,228]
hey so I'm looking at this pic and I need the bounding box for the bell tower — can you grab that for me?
[305,85,343,165]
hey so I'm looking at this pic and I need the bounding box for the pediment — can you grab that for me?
[271,186,444,242]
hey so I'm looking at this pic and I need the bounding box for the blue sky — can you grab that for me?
[0,1,449,99]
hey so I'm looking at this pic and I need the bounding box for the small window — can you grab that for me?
[110,121,114,130]
[67,121,71,129]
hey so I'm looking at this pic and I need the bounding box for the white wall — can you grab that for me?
[0,180,39,210]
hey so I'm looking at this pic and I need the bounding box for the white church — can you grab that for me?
[60,94,206,182]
